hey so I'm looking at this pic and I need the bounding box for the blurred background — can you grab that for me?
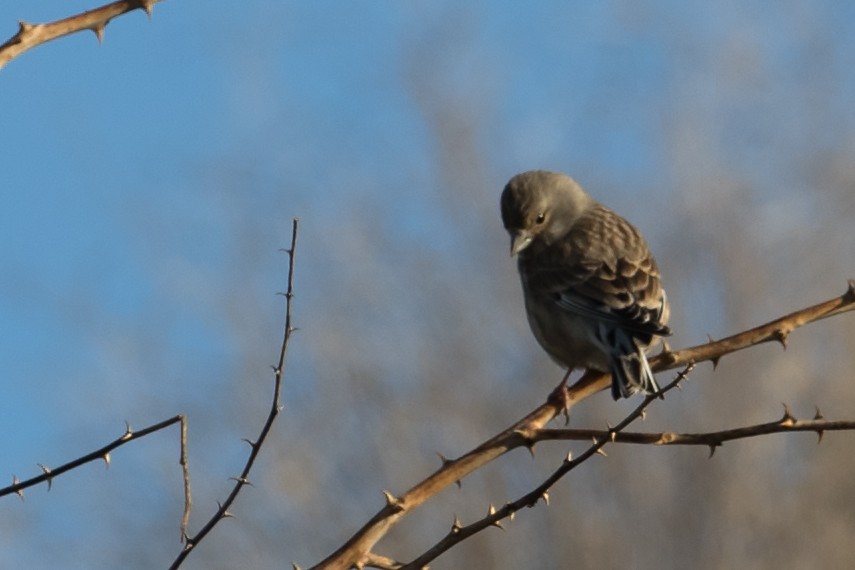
[2,1,854,568]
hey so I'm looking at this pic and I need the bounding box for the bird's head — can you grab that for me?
[500,170,592,256]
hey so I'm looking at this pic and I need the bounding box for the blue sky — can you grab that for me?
[2,2,855,568]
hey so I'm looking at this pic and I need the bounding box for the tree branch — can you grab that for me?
[308,280,855,570]
[401,364,695,570]
[0,0,162,71]
[169,218,300,569]
[1,415,186,501]
[536,408,854,454]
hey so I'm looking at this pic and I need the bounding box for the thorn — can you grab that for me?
[18,20,34,33]
[508,510,516,522]
[435,452,461,487]
[514,429,536,457]
[102,453,111,469]
[640,409,647,421]
[382,490,403,511]
[710,355,721,370]
[708,444,718,458]
[513,429,536,456]
[607,423,617,442]
[37,464,53,491]
[276,404,285,413]
[141,0,155,18]
[488,504,504,529]
[593,437,608,456]
[541,491,550,506]
[92,24,106,44]
[564,450,573,463]
[12,475,23,500]
[122,421,134,441]
[814,406,826,444]
[781,403,796,425]
[215,501,234,519]
[773,329,789,349]
[229,476,253,487]
[845,279,855,301]
[706,334,716,344]
[242,438,258,449]
[292,564,303,570]
[451,514,462,533]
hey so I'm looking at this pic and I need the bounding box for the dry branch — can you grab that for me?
[537,411,853,453]
[308,280,855,570]
[2,219,300,570]
[169,218,300,569]
[0,415,187,502]
[401,364,696,570]
[0,0,161,70]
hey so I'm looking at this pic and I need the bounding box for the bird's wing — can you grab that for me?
[523,205,670,338]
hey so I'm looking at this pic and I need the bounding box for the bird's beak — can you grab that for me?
[509,230,532,256]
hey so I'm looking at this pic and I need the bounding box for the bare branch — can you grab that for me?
[400,364,695,569]
[0,0,161,71]
[309,281,855,570]
[168,218,300,569]
[536,417,855,448]
[0,415,184,499]
[179,414,192,542]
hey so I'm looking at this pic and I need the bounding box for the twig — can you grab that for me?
[536,409,854,453]
[0,0,161,71]
[400,364,695,570]
[169,218,300,569]
[0,415,185,499]
[404,403,855,567]
[308,280,855,570]
[179,414,191,541]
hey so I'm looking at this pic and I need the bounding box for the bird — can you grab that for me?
[500,170,671,400]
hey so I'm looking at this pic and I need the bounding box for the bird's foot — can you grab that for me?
[547,370,573,425]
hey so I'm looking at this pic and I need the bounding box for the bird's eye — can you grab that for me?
[535,212,546,224]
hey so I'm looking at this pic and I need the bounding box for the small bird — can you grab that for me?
[500,170,671,400]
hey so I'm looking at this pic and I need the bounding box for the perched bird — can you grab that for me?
[500,170,671,400]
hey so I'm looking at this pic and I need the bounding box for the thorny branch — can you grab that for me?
[536,408,854,453]
[0,415,187,502]
[169,218,300,569]
[0,0,162,71]
[2,218,299,570]
[401,364,695,570]
[308,280,855,570]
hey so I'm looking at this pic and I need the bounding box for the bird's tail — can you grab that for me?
[595,322,662,400]
[608,348,661,400]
